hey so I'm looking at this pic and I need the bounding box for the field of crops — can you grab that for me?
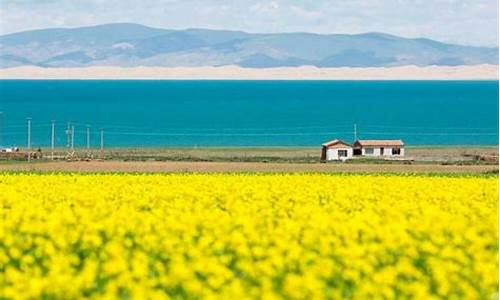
[0,173,498,299]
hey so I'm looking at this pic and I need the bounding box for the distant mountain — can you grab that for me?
[0,23,497,68]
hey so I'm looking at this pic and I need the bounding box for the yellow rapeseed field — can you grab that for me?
[0,173,497,299]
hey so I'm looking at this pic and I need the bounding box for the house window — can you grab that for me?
[392,148,401,155]
[353,149,362,155]
[364,148,374,155]
[338,150,348,157]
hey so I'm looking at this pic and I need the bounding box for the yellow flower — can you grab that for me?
[0,173,497,299]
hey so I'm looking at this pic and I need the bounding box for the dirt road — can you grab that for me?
[0,161,496,173]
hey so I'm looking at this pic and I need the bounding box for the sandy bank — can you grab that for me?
[0,65,497,80]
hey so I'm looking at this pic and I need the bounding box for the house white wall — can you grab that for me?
[361,147,404,157]
[362,147,378,156]
[326,147,353,160]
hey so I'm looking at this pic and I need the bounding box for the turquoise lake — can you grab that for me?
[0,80,498,147]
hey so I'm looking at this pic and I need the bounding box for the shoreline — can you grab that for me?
[1,146,496,173]
[1,146,497,164]
[0,65,498,80]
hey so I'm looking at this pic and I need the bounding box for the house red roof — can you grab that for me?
[354,140,404,147]
[321,139,352,148]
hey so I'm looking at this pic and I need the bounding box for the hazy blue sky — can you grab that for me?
[0,0,498,46]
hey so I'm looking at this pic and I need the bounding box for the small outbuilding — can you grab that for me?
[0,146,19,153]
[321,139,353,161]
[352,140,404,157]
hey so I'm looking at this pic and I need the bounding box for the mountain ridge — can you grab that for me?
[1,23,497,68]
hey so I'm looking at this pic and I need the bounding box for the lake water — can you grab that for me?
[0,80,498,147]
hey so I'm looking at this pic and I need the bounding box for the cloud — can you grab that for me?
[250,1,280,14]
[0,0,497,46]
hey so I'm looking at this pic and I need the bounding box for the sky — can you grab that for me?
[0,0,498,47]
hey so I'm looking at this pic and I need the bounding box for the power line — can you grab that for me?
[6,118,499,132]
[2,124,45,129]
[103,131,498,137]
[360,124,498,130]
[70,122,353,132]
[70,119,357,129]
[104,131,356,137]
[7,128,497,137]
[361,132,498,136]
[1,117,497,149]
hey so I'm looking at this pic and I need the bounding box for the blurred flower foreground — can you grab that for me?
[0,174,498,299]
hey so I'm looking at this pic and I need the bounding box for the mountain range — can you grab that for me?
[0,23,497,68]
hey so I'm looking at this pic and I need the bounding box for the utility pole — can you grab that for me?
[100,129,104,151]
[86,125,90,149]
[0,112,3,147]
[354,123,358,141]
[86,125,91,159]
[71,125,75,150]
[51,120,55,160]
[99,129,104,159]
[66,122,71,148]
[27,117,32,162]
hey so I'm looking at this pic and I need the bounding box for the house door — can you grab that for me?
[380,147,384,155]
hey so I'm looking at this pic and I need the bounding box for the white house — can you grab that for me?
[321,139,353,161]
[0,146,18,153]
[352,140,404,157]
